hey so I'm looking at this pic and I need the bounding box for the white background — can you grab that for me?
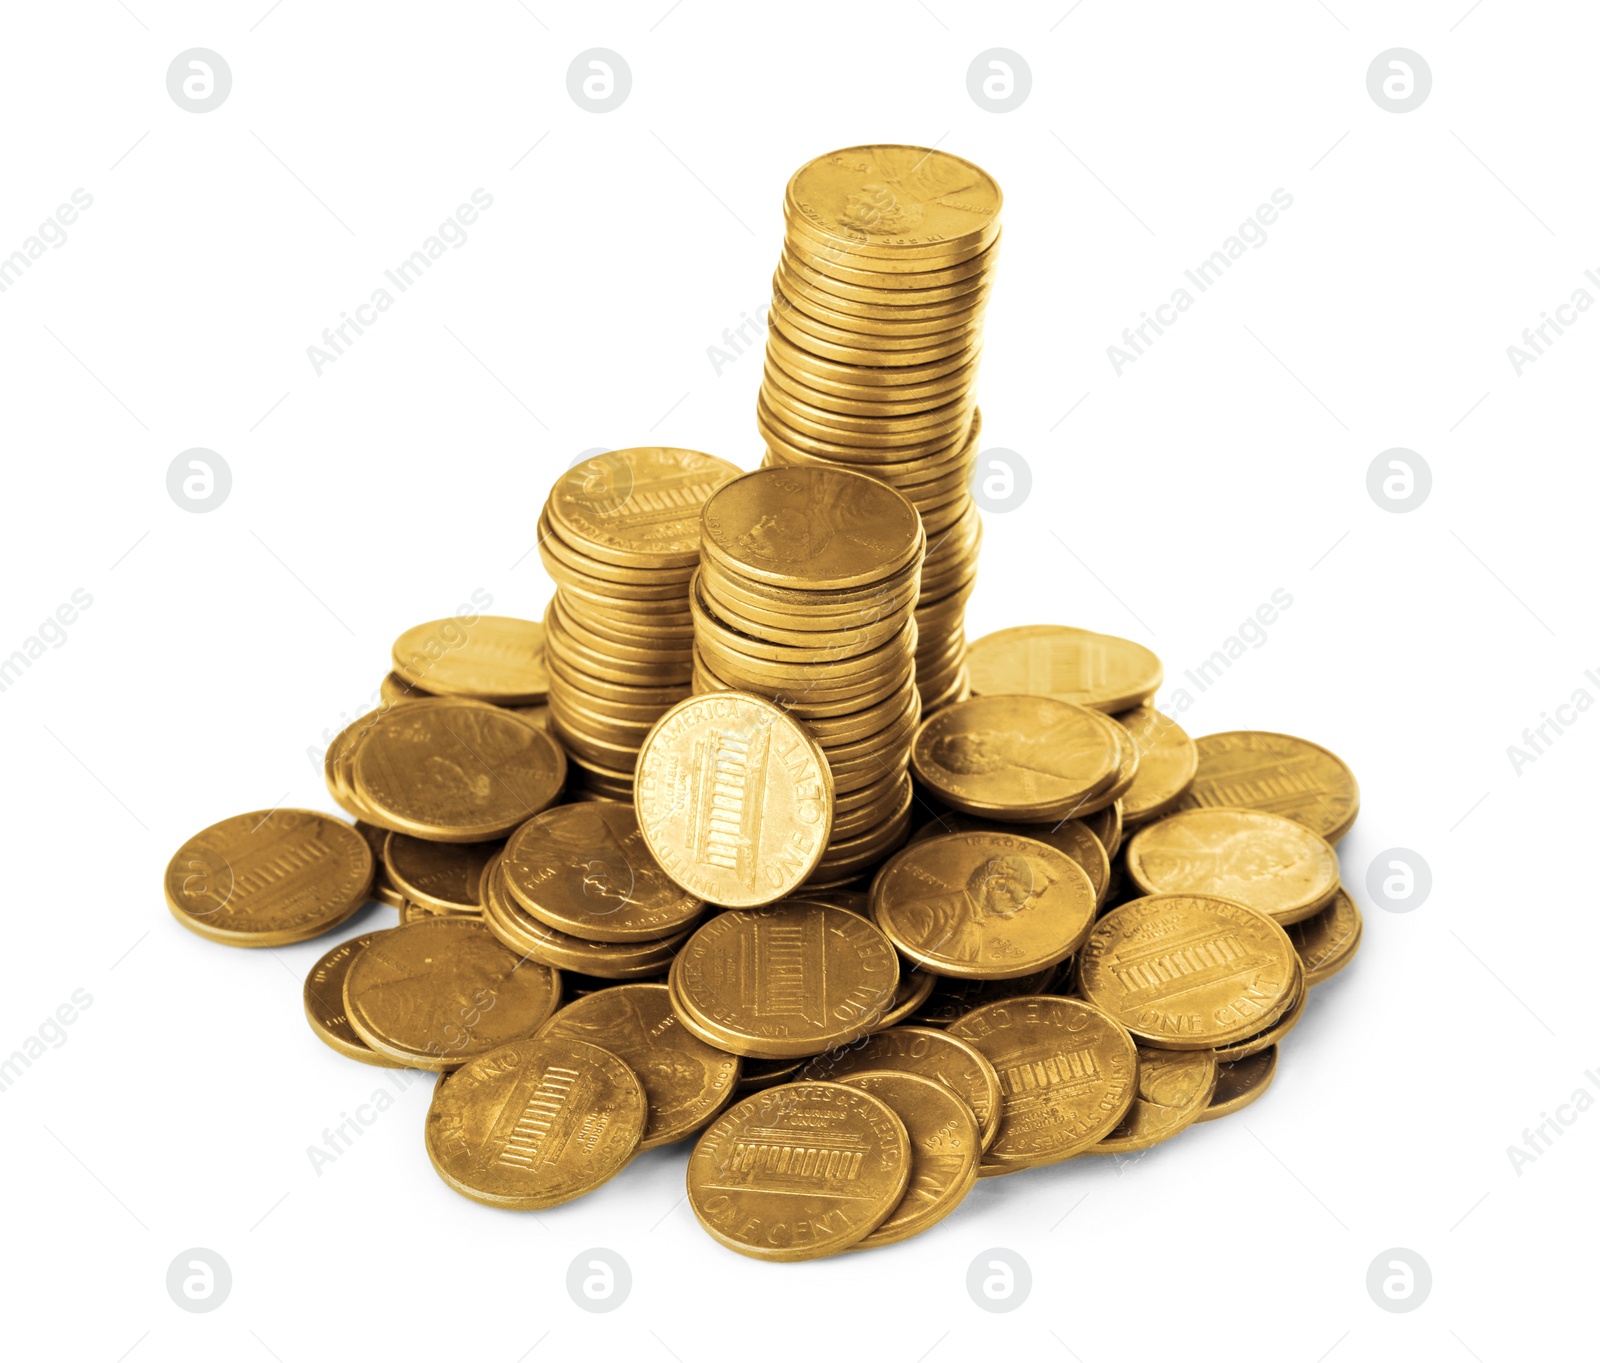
[1,2,1594,1359]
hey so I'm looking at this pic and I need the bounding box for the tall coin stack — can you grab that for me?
[692,466,925,885]
[539,447,742,798]
[756,145,1001,713]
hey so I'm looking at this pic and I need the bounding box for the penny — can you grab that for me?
[500,801,703,943]
[302,930,406,1067]
[164,808,372,947]
[872,831,1096,978]
[1195,1046,1279,1122]
[1085,801,1123,860]
[687,1081,911,1260]
[915,810,1110,905]
[391,615,549,705]
[701,466,923,591]
[1170,730,1360,842]
[356,819,407,909]
[1117,705,1198,825]
[670,900,899,1059]
[786,146,1002,255]
[547,448,744,568]
[351,697,566,843]
[795,1025,1003,1149]
[1076,894,1300,1050]
[948,995,1138,1172]
[1124,807,1341,925]
[343,917,561,1070]
[635,692,833,907]
[1288,886,1364,985]
[425,1035,645,1208]
[383,832,500,917]
[1090,1046,1217,1155]
[966,624,1162,714]
[911,694,1120,822]
[483,855,690,977]
[837,1071,981,1247]
[539,983,740,1149]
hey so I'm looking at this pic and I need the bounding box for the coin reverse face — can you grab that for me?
[425,1035,646,1209]
[671,901,900,1059]
[687,1081,911,1261]
[635,692,833,907]
[165,808,372,947]
[1171,730,1359,842]
[948,995,1138,1172]
[966,624,1162,714]
[1077,894,1300,1050]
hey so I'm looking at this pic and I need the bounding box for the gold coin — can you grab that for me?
[871,831,1095,978]
[500,802,703,943]
[671,900,899,1059]
[351,698,566,843]
[635,692,833,907]
[836,1071,981,1248]
[687,1081,911,1261]
[343,917,561,1070]
[966,625,1162,713]
[383,832,499,916]
[483,855,690,976]
[1171,730,1360,842]
[948,995,1138,1172]
[1124,807,1340,925]
[539,982,740,1149]
[1195,1046,1278,1122]
[910,693,1119,821]
[701,466,923,591]
[1090,1046,1217,1155]
[915,811,1110,906]
[1288,886,1364,985]
[795,1025,1003,1148]
[391,615,549,705]
[1118,706,1198,825]
[784,144,1004,252]
[1076,894,1300,1050]
[547,447,743,568]
[302,930,406,1067]
[165,808,372,947]
[425,1034,645,1208]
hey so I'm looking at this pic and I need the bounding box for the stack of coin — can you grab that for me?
[538,448,743,798]
[756,145,1001,713]
[379,614,551,728]
[691,466,924,884]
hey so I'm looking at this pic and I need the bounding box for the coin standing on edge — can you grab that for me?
[636,692,834,907]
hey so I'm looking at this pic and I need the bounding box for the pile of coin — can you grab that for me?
[158,142,1374,1262]
[538,447,742,798]
[756,145,1001,713]
[688,465,925,884]
[165,599,1365,1259]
